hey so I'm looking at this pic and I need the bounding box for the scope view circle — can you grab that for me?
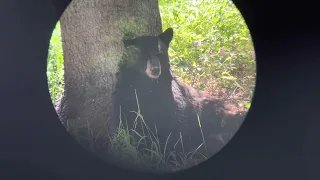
[46,0,256,174]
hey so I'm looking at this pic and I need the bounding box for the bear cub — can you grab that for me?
[114,28,245,160]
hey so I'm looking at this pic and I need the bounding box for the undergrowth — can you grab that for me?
[107,90,211,173]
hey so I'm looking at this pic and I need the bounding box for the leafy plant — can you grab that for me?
[47,22,64,104]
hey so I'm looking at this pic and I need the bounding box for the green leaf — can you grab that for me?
[246,103,251,109]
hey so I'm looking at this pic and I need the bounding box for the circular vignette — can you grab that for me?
[46,0,256,174]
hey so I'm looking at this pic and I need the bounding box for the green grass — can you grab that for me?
[47,22,64,104]
[159,0,255,110]
[107,89,209,173]
[46,0,256,173]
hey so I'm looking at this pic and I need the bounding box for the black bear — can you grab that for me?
[113,28,245,161]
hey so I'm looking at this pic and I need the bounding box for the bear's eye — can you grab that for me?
[158,43,164,55]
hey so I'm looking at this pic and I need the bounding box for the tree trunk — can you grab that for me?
[57,0,162,155]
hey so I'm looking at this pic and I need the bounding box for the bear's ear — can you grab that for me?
[159,28,173,47]
[123,39,135,48]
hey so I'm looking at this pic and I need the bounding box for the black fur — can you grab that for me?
[114,28,244,159]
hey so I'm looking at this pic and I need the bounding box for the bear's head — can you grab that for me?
[122,28,173,79]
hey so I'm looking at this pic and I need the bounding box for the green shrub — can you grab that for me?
[47,22,64,104]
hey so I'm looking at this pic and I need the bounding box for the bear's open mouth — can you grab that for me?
[146,59,161,79]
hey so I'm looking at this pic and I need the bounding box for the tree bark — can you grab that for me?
[57,0,162,154]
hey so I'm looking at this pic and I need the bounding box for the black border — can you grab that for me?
[1,0,319,179]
